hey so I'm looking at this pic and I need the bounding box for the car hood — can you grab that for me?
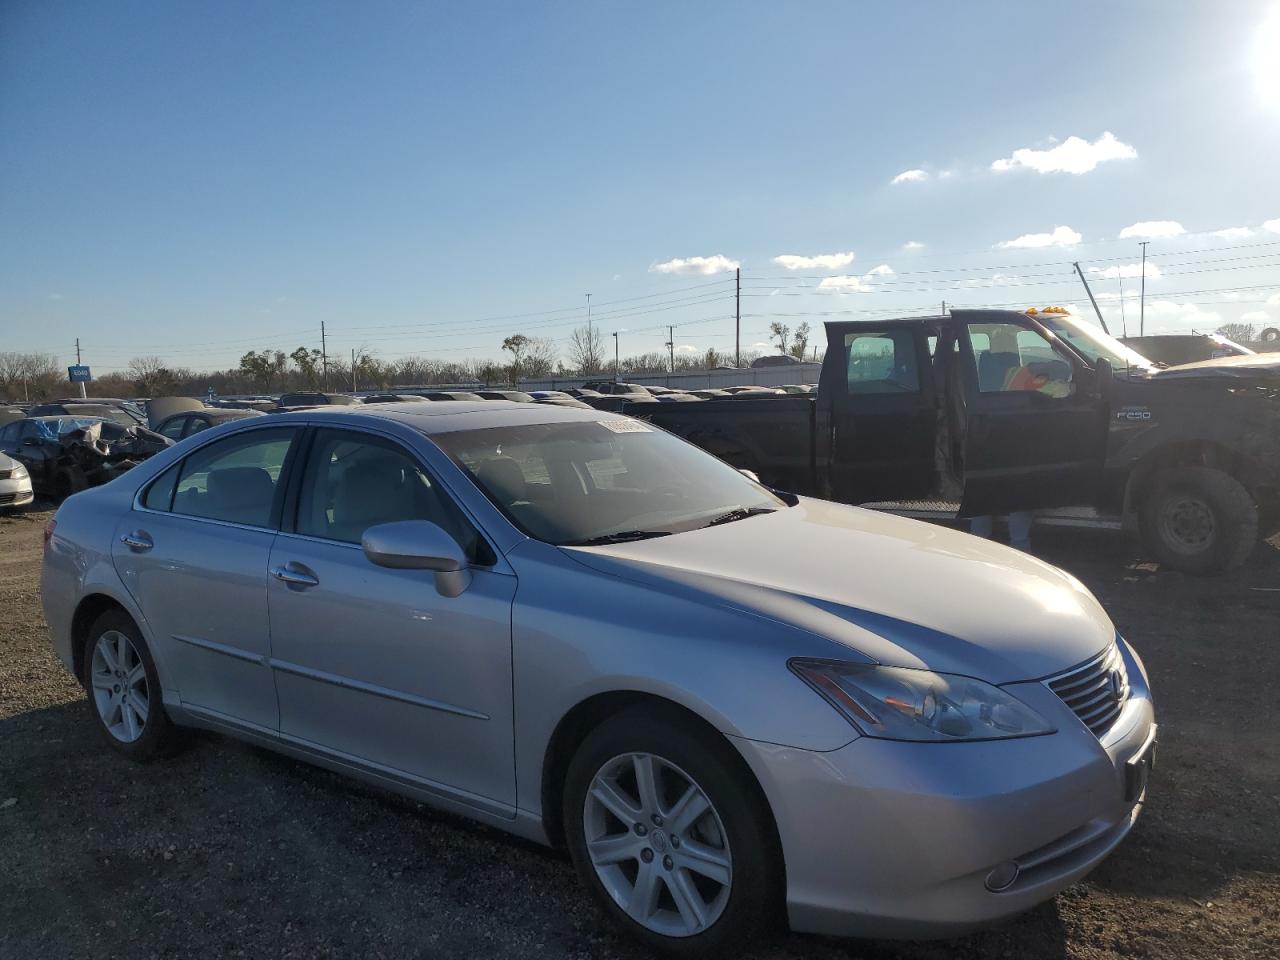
[563,498,1114,684]
[1146,352,1280,379]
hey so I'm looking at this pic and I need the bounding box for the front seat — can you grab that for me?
[204,466,275,527]
[978,351,1020,392]
[328,459,419,543]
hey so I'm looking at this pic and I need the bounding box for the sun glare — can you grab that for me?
[1255,8,1280,105]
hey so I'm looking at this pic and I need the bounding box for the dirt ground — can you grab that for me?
[1,504,1278,960]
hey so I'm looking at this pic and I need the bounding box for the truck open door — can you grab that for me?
[954,310,1109,517]
[820,321,941,504]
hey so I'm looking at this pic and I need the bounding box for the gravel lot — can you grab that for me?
[2,504,1278,960]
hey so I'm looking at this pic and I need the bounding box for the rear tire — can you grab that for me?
[563,705,782,958]
[81,609,179,760]
[1139,465,1258,574]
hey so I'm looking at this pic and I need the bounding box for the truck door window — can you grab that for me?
[845,331,920,395]
[968,323,1074,397]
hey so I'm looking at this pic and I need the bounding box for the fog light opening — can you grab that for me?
[985,861,1020,892]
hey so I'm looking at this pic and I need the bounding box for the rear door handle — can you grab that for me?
[272,563,319,588]
[120,531,153,551]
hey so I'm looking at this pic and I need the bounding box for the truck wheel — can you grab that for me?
[1259,326,1279,343]
[1139,465,1258,574]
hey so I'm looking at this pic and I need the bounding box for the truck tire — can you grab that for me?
[1259,326,1279,343]
[1139,465,1258,574]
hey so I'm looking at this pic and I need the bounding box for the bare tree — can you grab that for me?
[522,337,559,379]
[126,355,174,395]
[769,321,791,354]
[1216,323,1256,344]
[567,325,605,376]
[0,351,62,401]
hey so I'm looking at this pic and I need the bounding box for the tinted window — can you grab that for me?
[172,428,296,527]
[158,416,188,440]
[295,429,484,560]
[0,422,20,443]
[844,330,920,395]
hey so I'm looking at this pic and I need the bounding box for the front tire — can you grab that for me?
[82,609,178,759]
[1139,465,1258,574]
[563,705,781,957]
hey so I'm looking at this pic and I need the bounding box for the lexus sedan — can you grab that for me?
[42,402,1155,955]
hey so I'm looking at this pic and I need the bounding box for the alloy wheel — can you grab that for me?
[89,630,150,743]
[583,752,732,938]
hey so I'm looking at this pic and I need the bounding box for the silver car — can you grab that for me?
[41,402,1156,955]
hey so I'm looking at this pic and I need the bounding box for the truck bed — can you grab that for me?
[632,396,818,495]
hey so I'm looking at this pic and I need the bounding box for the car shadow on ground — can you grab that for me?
[3,697,1254,960]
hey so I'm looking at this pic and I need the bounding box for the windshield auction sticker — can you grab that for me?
[599,419,652,433]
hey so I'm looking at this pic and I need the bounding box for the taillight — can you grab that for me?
[43,519,56,554]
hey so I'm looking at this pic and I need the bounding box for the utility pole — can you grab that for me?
[1118,275,1128,338]
[612,332,620,382]
[1072,262,1110,334]
[1138,241,1149,337]
[75,337,86,398]
[734,268,741,368]
[351,349,357,391]
[941,300,947,315]
[666,325,675,374]
[586,293,592,335]
[320,321,329,391]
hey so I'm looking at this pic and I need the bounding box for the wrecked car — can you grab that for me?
[0,416,172,499]
[640,307,1280,574]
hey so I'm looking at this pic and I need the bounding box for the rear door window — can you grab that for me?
[844,330,921,395]
[171,428,297,528]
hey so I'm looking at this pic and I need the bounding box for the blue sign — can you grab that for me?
[68,365,91,383]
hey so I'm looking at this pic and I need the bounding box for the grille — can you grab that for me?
[0,492,18,504]
[1046,643,1129,736]
[0,469,11,480]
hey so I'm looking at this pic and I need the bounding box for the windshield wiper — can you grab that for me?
[562,530,673,546]
[699,506,777,529]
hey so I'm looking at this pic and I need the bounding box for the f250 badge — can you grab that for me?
[1116,406,1153,422]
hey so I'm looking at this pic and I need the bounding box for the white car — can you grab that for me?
[0,451,34,509]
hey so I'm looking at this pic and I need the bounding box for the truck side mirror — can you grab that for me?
[1095,357,1114,400]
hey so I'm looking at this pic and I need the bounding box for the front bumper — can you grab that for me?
[732,640,1155,939]
[0,476,35,507]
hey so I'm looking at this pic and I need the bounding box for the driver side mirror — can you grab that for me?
[362,520,472,598]
[1094,357,1114,401]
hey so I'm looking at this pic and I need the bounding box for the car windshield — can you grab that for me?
[1038,314,1156,371]
[431,419,784,545]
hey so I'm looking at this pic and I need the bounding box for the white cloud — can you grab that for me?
[1240,310,1271,322]
[902,240,925,250]
[998,225,1082,249]
[675,344,699,354]
[817,275,870,292]
[751,341,770,349]
[772,251,855,271]
[1267,292,1280,305]
[1264,218,1280,234]
[1209,226,1253,239]
[991,132,1137,175]
[1089,262,1162,280]
[651,254,740,276]
[938,170,955,180]
[891,168,928,184]
[865,263,895,276]
[1119,220,1185,239]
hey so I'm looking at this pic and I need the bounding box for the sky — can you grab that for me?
[3,0,1280,376]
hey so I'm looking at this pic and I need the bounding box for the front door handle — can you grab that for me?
[120,531,153,551]
[271,563,319,588]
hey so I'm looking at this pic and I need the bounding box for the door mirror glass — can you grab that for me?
[362,520,471,596]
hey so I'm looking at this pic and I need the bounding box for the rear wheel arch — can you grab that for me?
[539,691,782,863]
[71,594,133,684]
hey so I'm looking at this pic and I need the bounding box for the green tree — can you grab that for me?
[770,321,791,354]
[789,322,812,359]
[502,334,530,382]
[290,346,324,387]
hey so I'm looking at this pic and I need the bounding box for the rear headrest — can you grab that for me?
[206,466,274,511]
[474,457,527,504]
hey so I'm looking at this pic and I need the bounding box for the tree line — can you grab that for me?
[1,323,822,402]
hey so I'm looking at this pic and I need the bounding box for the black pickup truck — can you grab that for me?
[638,308,1280,573]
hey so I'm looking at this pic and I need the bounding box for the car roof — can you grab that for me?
[260,399,621,435]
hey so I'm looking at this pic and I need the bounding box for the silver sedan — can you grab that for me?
[41,402,1156,955]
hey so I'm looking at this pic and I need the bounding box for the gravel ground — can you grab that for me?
[1,504,1278,960]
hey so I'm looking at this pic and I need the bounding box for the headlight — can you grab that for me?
[789,659,1055,742]
[10,462,28,479]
